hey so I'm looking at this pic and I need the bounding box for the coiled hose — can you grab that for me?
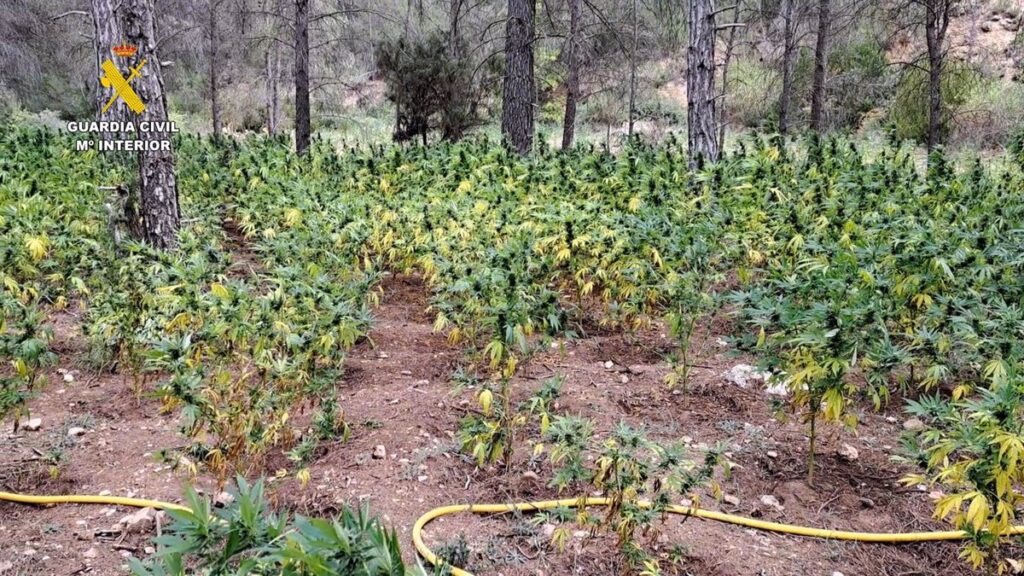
[3,490,1017,576]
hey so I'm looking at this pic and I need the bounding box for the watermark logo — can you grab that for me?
[100,44,147,115]
[69,42,178,152]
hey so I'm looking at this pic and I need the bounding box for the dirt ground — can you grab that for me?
[0,275,977,576]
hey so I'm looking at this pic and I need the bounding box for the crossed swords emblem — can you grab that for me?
[100,58,147,114]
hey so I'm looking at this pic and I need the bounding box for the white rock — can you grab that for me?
[837,443,859,461]
[603,361,614,369]
[417,475,428,482]
[83,547,98,559]
[619,375,629,384]
[22,418,42,431]
[723,494,741,506]
[400,370,412,376]
[23,548,36,556]
[766,450,779,459]
[832,572,846,576]
[67,426,87,438]
[372,445,387,460]
[540,523,556,538]
[214,491,234,508]
[522,471,540,482]
[119,507,157,534]
[63,372,75,383]
[759,495,784,511]
[723,364,774,390]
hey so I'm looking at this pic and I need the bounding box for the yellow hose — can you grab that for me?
[4,490,1021,576]
[411,497,1024,576]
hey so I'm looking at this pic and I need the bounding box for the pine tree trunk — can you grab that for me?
[778,0,796,135]
[925,0,949,151]
[91,0,180,250]
[266,46,278,134]
[449,0,462,59]
[209,1,221,135]
[627,0,639,136]
[501,0,535,155]
[686,0,719,167]
[718,5,740,150]
[561,0,581,149]
[809,0,830,131]
[294,0,311,154]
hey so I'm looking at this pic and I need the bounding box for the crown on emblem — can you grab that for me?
[113,44,138,57]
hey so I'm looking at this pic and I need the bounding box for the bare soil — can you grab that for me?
[1,275,974,576]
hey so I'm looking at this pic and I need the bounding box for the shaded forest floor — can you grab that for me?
[0,275,978,576]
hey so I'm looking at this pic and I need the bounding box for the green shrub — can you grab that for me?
[724,57,779,129]
[827,39,894,129]
[951,78,1024,149]
[130,476,409,576]
[890,61,980,143]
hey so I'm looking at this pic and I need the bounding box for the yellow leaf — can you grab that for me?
[479,389,493,415]
[210,282,230,299]
[24,236,47,261]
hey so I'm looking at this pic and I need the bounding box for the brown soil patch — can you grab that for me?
[0,274,978,576]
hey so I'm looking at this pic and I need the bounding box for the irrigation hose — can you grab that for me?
[4,491,1024,576]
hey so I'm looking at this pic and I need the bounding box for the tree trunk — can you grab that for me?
[449,0,462,59]
[561,0,582,149]
[925,0,950,150]
[718,5,740,150]
[627,0,639,136]
[501,0,536,155]
[91,0,180,250]
[294,0,311,154]
[809,0,830,131]
[686,0,719,167]
[778,0,796,135]
[266,45,280,134]
[209,0,221,135]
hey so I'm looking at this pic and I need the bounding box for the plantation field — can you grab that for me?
[2,127,1024,575]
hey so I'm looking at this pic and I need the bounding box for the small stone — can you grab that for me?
[98,490,111,497]
[377,352,389,359]
[981,21,992,32]
[832,572,846,576]
[145,546,155,555]
[540,523,556,538]
[67,426,87,438]
[522,471,540,482]
[759,495,784,511]
[417,475,428,482]
[619,375,629,384]
[24,548,37,556]
[766,450,779,459]
[603,361,614,369]
[859,497,876,509]
[884,416,897,423]
[372,445,387,460]
[723,494,741,507]
[903,417,925,431]
[681,436,693,444]
[83,547,98,559]
[400,370,412,376]
[22,418,42,431]
[213,491,234,508]
[837,443,859,461]
[573,530,589,538]
[119,507,157,534]
[414,379,429,387]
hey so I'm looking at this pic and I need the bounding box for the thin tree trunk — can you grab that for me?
[627,0,639,136]
[294,0,311,154]
[718,5,740,150]
[266,45,280,134]
[687,0,719,167]
[562,0,582,149]
[809,0,830,131]
[925,0,950,151]
[501,0,536,155]
[449,0,462,59]
[778,0,796,135]
[209,0,221,134]
[92,0,180,249]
